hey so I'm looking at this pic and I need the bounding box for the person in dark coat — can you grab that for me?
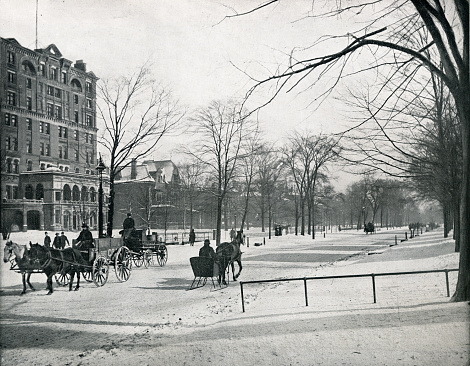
[44,232,51,248]
[76,223,94,249]
[189,229,196,246]
[122,213,135,230]
[199,239,216,259]
[60,232,70,248]
[53,233,61,249]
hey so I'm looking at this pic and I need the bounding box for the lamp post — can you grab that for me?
[96,156,106,238]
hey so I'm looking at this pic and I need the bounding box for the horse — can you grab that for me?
[216,231,244,285]
[30,242,91,294]
[3,240,41,294]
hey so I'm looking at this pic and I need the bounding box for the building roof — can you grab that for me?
[116,164,154,183]
[116,160,179,185]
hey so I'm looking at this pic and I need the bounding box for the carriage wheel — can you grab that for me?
[133,252,144,268]
[92,256,109,287]
[143,249,152,268]
[114,246,132,282]
[156,244,168,266]
[55,272,70,286]
[82,270,93,282]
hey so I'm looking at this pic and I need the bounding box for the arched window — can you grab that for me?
[75,168,80,173]
[36,184,44,200]
[81,186,88,201]
[25,184,34,199]
[63,184,71,201]
[21,60,37,75]
[89,187,96,202]
[70,79,82,92]
[72,185,80,201]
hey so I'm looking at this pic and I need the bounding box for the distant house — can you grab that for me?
[113,159,180,230]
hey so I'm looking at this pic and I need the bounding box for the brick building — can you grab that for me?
[0,37,107,232]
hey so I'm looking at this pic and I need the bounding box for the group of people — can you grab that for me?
[44,231,70,249]
[43,221,94,250]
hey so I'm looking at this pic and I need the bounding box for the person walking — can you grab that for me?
[189,228,196,246]
[53,233,61,249]
[60,232,70,248]
[44,232,51,248]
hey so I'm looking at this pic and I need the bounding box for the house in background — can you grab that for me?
[113,159,180,230]
[0,37,107,232]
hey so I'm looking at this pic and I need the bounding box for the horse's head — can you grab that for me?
[3,240,13,263]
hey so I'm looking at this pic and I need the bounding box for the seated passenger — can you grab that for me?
[199,239,216,259]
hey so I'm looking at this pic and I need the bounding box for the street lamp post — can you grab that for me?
[96,156,106,238]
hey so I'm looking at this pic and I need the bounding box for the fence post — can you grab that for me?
[395,235,397,246]
[240,282,245,312]
[304,278,309,307]
[371,274,377,303]
[263,237,265,245]
[445,269,450,297]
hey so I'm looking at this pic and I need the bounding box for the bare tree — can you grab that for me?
[231,0,470,301]
[179,159,205,230]
[97,64,184,236]
[187,100,257,245]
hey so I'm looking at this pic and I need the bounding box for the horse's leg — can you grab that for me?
[69,268,75,291]
[46,270,54,295]
[234,259,243,280]
[27,272,35,291]
[74,270,80,291]
[231,261,236,281]
[21,272,27,294]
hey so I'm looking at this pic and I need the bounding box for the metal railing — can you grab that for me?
[239,268,459,312]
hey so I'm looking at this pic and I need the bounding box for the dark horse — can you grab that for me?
[3,241,42,294]
[30,242,92,294]
[216,231,243,285]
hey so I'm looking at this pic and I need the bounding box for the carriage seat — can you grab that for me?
[189,257,220,290]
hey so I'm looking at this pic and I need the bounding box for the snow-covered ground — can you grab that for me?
[0,227,468,365]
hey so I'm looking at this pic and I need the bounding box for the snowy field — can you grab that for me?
[0,227,468,365]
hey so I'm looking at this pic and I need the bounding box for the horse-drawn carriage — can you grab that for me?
[3,236,133,294]
[121,229,168,267]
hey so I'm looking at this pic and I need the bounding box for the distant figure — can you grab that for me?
[189,229,196,246]
[230,228,236,241]
[53,233,61,249]
[76,223,94,249]
[199,239,216,259]
[123,213,135,230]
[60,232,70,248]
[44,232,51,248]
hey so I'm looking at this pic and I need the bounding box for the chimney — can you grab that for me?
[74,60,87,72]
[131,159,137,180]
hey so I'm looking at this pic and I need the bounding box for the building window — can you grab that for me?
[39,121,44,133]
[39,64,46,76]
[7,91,16,106]
[74,130,79,141]
[7,51,15,64]
[61,72,67,84]
[54,105,62,119]
[55,88,62,98]
[26,118,32,130]
[74,111,79,123]
[40,142,44,155]
[11,115,17,127]
[39,82,43,93]
[86,151,89,164]
[13,160,19,173]
[64,147,68,159]
[86,115,93,127]
[26,78,32,89]
[47,103,53,117]
[13,186,19,199]
[59,146,63,159]
[40,163,45,170]
[4,113,10,126]
[86,81,92,93]
[75,149,79,162]
[27,97,32,110]
[51,67,58,81]
[75,168,80,174]
[86,98,92,108]
[6,159,12,173]
[27,140,32,153]
[85,133,89,143]
[55,192,61,201]
[45,143,50,156]
[7,71,16,83]
[26,160,32,171]
[74,94,79,104]
[47,85,54,96]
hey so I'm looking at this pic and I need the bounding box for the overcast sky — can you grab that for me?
[1,0,363,187]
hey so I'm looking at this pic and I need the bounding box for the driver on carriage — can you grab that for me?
[74,223,95,262]
[121,213,140,250]
[199,239,217,259]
